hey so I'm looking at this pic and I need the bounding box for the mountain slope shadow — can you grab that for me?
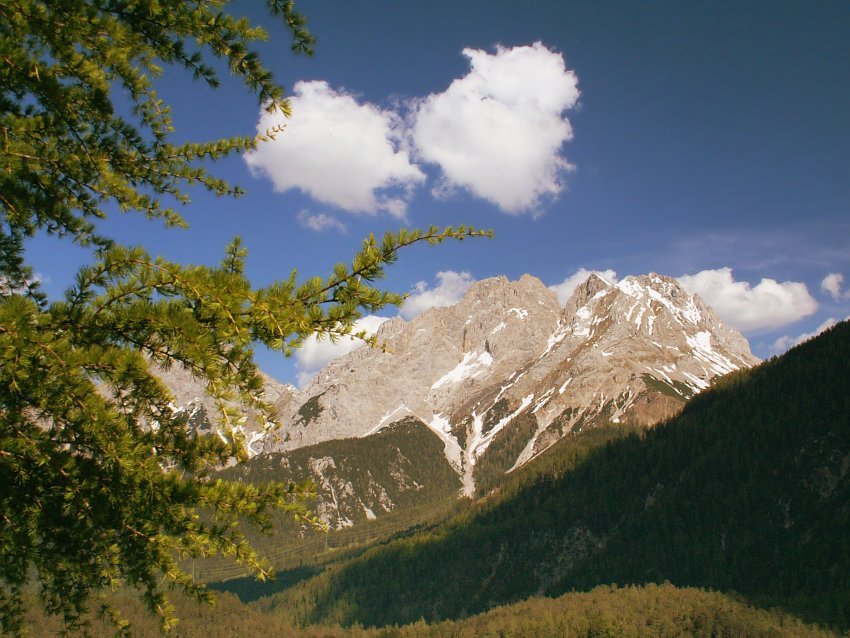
[259,321,850,630]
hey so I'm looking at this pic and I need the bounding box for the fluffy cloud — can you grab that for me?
[400,271,475,320]
[772,317,844,353]
[295,315,389,387]
[549,268,618,305]
[411,42,580,214]
[821,273,848,301]
[678,268,818,332]
[244,44,580,216]
[245,81,424,217]
[297,210,346,232]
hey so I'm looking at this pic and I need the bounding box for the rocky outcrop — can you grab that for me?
[261,272,759,497]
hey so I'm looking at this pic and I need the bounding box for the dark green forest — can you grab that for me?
[248,321,850,630]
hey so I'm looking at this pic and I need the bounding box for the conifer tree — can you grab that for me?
[0,1,487,633]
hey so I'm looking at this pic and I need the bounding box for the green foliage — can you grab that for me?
[245,417,461,521]
[0,0,314,248]
[256,322,850,630]
[451,418,469,449]
[0,2,489,633]
[25,583,841,637]
[481,398,511,436]
[408,583,839,638]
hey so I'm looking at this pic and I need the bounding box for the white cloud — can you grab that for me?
[400,271,475,320]
[295,315,389,387]
[772,317,844,353]
[245,80,425,217]
[549,268,618,305]
[678,267,818,332]
[297,210,346,232]
[821,273,848,301]
[411,42,580,214]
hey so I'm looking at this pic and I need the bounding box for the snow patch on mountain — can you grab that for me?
[491,321,507,334]
[473,394,534,461]
[426,413,463,472]
[431,351,494,389]
[541,319,569,357]
[364,403,413,437]
[572,305,593,337]
[686,331,739,376]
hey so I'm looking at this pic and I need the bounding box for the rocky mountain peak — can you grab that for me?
[578,271,612,301]
[460,274,557,310]
[158,270,762,519]
[254,271,759,500]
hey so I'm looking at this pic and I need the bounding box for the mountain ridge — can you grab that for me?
[160,270,761,531]
[260,270,758,502]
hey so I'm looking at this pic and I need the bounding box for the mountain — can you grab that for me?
[154,364,297,457]
[29,320,846,638]
[159,271,757,531]
[258,272,758,503]
[222,416,461,533]
[252,320,850,631]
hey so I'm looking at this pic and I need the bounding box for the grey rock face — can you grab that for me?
[262,272,759,497]
[481,273,759,473]
[154,364,297,457]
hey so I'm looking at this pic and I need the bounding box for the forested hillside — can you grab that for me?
[255,321,850,630]
[226,418,460,528]
[25,584,839,637]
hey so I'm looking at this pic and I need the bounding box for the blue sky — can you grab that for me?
[26,1,850,386]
